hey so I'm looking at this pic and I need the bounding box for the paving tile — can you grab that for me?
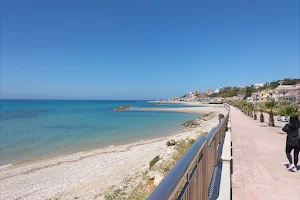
[230,106,300,199]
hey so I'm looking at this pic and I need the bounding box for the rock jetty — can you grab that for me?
[182,112,216,128]
[113,106,131,111]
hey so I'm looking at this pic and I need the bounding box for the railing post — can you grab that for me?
[202,143,208,200]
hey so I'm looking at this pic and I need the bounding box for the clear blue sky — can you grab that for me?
[1,0,299,100]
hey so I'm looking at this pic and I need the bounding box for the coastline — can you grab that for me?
[132,105,223,114]
[0,106,227,200]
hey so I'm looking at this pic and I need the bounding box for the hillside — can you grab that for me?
[209,78,300,99]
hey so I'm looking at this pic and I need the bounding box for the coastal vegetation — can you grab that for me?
[264,101,277,126]
[102,137,199,200]
[279,103,299,117]
[227,100,300,126]
[209,87,245,98]
[209,78,300,99]
[149,156,160,169]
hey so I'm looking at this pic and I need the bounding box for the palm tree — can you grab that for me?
[279,104,299,118]
[239,101,247,114]
[244,102,251,116]
[264,101,277,127]
[260,111,264,122]
[247,103,254,118]
[253,106,258,120]
[257,104,265,122]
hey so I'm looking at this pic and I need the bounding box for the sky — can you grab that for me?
[1,0,299,100]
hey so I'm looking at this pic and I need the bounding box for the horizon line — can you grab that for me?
[0,98,159,101]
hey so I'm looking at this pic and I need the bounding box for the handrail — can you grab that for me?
[205,127,217,146]
[147,137,206,200]
[147,104,230,200]
[206,116,225,144]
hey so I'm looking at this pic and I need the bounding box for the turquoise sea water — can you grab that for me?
[0,100,201,166]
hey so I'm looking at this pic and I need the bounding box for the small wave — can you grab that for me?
[0,164,12,169]
[0,109,46,116]
[44,124,94,130]
[0,110,47,120]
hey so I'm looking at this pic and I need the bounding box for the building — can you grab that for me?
[246,97,253,103]
[253,83,264,89]
[214,89,220,94]
[168,97,180,101]
[259,89,275,102]
[205,89,214,95]
[274,84,300,103]
[251,93,260,104]
[246,93,260,104]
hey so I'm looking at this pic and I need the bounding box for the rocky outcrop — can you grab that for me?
[153,173,164,187]
[182,118,202,128]
[147,171,164,187]
[182,112,216,128]
[113,106,131,111]
[166,139,176,146]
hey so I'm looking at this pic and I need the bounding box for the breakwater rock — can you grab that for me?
[182,118,202,128]
[182,112,216,128]
[113,106,131,111]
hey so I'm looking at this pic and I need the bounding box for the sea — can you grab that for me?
[0,100,201,166]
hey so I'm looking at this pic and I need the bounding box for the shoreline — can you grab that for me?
[1,106,218,167]
[0,106,227,200]
[148,101,223,106]
[132,105,223,114]
[3,125,188,168]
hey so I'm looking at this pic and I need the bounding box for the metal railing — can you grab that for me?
[147,105,230,200]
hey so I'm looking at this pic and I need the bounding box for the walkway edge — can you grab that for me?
[218,129,232,199]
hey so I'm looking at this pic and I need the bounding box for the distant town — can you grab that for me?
[162,78,300,104]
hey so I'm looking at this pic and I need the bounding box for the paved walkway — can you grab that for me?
[230,106,300,200]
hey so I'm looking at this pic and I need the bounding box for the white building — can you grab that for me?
[253,83,264,89]
[214,89,220,93]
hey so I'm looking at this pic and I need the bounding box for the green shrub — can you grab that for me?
[149,155,160,169]
[190,139,195,144]
[279,104,298,117]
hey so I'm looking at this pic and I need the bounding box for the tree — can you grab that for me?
[253,106,258,120]
[269,81,280,89]
[247,103,254,118]
[257,105,265,122]
[243,86,254,100]
[281,78,300,85]
[279,104,299,117]
[260,111,264,122]
[264,101,278,127]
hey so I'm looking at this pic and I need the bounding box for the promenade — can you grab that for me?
[230,106,300,200]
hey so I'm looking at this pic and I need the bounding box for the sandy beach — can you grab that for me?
[133,104,223,114]
[0,105,227,200]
